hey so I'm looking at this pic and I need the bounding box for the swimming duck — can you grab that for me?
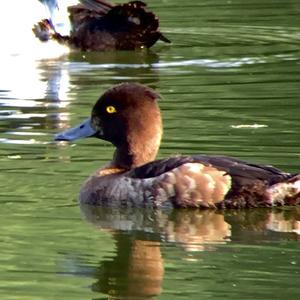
[34,0,170,51]
[55,83,300,208]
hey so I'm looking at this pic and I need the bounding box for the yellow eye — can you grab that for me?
[106,105,117,114]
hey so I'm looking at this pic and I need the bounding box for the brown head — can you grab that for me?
[55,82,163,169]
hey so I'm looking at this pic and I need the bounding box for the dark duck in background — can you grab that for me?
[34,0,170,51]
[55,83,300,208]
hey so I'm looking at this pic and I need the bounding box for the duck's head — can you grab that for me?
[55,82,163,169]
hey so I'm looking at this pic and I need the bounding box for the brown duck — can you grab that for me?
[55,83,300,208]
[33,0,170,51]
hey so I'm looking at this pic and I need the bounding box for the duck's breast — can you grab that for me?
[79,163,232,208]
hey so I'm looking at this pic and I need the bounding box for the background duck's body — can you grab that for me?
[34,0,170,51]
[55,83,300,209]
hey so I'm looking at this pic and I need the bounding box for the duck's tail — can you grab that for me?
[101,1,171,49]
[265,174,300,206]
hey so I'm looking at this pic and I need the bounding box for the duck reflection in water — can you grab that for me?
[77,206,300,299]
[80,207,231,299]
[91,235,164,298]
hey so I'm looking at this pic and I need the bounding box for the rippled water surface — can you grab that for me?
[1,0,300,299]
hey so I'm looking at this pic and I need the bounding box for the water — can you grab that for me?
[1,0,300,299]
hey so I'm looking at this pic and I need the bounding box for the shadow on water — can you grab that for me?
[68,50,161,67]
[80,205,300,299]
[67,50,162,85]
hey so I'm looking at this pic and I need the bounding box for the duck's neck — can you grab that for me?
[111,120,163,170]
[112,144,157,170]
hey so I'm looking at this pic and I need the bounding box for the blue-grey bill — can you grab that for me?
[55,118,97,141]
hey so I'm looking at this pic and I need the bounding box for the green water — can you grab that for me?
[1,0,300,299]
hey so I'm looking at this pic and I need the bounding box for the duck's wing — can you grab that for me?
[79,0,114,12]
[128,155,298,208]
[129,155,289,183]
[69,0,114,27]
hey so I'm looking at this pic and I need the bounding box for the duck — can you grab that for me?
[55,82,300,208]
[33,0,170,51]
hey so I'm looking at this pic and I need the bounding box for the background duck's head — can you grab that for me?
[56,82,163,169]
